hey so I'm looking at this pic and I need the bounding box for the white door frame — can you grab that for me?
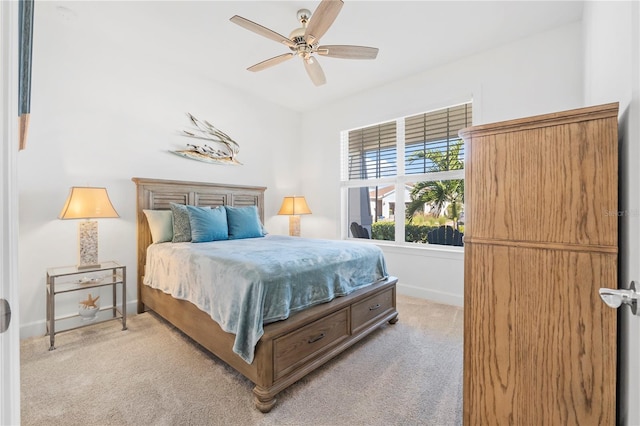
[1,0,21,424]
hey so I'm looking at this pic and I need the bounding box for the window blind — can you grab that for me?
[404,103,472,174]
[347,121,397,180]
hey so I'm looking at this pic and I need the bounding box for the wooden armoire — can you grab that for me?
[460,103,619,425]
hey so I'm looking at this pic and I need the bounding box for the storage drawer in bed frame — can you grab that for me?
[351,287,395,334]
[274,307,350,380]
[254,279,398,409]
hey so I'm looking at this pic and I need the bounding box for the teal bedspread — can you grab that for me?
[143,235,388,364]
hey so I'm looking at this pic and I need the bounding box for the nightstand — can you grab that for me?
[46,261,127,350]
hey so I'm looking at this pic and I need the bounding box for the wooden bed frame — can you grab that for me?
[132,177,399,412]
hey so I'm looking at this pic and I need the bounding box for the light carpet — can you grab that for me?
[20,295,463,426]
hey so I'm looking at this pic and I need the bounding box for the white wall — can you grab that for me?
[583,2,640,424]
[18,2,302,337]
[299,23,584,305]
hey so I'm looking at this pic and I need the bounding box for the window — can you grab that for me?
[342,102,472,247]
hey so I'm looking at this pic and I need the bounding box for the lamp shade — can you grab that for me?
[278,196,312,216]
[58,187,120,219]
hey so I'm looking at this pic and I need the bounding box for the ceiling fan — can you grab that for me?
[230,0,378,86]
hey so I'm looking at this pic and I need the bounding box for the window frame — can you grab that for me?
[340,102,471,249]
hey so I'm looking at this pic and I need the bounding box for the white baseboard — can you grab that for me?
[396,282,463,307]
[19,320,45,340]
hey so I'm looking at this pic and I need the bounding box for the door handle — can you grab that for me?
[0,298,11,333]
[599,281,638,315]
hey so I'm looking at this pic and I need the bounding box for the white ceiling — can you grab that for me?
[50,1,584,112]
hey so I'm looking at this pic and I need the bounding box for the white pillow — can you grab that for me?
[143,209,173,243]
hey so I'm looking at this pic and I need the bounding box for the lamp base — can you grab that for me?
[78,220,99,269]
[289,215,301,237]
[77,263,101,270]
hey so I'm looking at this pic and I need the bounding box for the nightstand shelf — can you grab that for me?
[46,261,127,350]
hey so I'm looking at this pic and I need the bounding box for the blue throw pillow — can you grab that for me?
[225,205,264,240]
[170,203,192,243]
[187,205,228,243]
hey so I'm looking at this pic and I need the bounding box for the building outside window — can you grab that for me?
[341,102,472,247]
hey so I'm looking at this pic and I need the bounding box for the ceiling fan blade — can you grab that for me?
[303,56,327,86]
[317,45,379,60]
[230,15,295,48]
[304,0,344,45]
[247,53,294,72]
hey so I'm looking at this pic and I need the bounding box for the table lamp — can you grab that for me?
[278,196,311,237]
[58,186,119,269]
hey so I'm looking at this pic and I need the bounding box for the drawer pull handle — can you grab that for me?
[369,303,381,311]
[308,333,325,344]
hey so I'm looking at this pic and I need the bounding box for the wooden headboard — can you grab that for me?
[131,177,266,312]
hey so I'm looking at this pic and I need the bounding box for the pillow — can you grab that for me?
[143,209,173,243]
[225,205,265,240]
[170,203,192,243]
[186,205,228,243]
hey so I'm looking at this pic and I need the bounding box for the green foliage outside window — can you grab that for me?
[372,222,443,243]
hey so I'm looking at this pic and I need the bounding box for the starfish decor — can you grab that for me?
[79,293,100,308]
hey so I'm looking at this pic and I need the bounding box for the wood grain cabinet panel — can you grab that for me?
[464,107,618,248]
[461,103,619,425]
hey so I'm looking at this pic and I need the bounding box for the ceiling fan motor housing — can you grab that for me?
[289,9,317,58]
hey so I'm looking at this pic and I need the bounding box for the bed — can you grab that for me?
[133,177,399,412]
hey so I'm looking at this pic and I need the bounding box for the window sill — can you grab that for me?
[348,238,464,258]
